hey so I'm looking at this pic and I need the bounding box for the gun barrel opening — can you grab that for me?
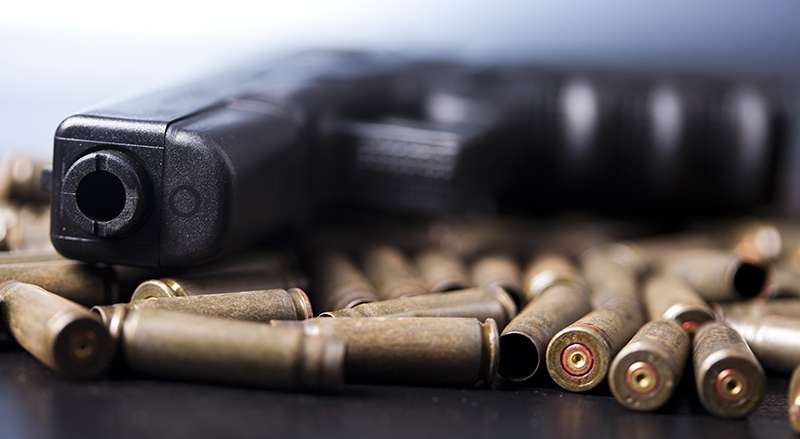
[76,170,126,222]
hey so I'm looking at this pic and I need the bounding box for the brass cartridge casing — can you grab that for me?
[715,298,800,321]
[763,266,800,299]
[657,249,768,301]
[499,282,592,382]
[580,248,639,309]
[545,249,645,392]
[693,322,765,418]
[320,286,516,327]
[790,366,800,433]
[643,274,715,334]
[471,254,524,305]
[598,243,650,275]
[414,249,470,293]
[546,297,644,393]
[521,254,582,303]
[95,288,312,325]
[0,206,23,251]
[17,206,53,251]
[0,259,128,306]
[131,271,293,303]
[130,252,299,302]
[0,156,50,204]
[729,221,783,264]
[723,314,800,374]
[609,320,690,411]
[107,307,344,391]
[0,249,62,265]
[363,245,428,299]
[273,317,498,387]
[0,281,112,378]
[312,252,379,312]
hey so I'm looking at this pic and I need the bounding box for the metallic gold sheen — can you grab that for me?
[273,317,498,387]
[0,281,112,378]
[320,286,516,328]
[609,320,690,411]
[112,308,344,391]
[693,322,765,418]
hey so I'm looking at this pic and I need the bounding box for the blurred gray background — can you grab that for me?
[2,0,799,158]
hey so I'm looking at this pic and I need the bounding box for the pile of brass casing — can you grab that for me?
[0,166,795,427]
[499,255,591,382]
[545,249,645,392]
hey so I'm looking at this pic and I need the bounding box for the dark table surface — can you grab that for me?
[0,347,793,439]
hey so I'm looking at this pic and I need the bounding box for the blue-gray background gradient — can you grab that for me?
[2,0,799,157]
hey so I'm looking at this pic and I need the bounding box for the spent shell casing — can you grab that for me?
[0,281,112,378]
[0,259,123,306]
[657,248,768,301]
[643,274,715,334]
[580,248,639,309]
[414,249,470,293]
[471,254,524,305]
[609,320,690,411]
[0,249,62,265]
[521,254,582,303]
[108,307,344,391]
[790,366,800,433]
[363,245,428,299]
[730,221,782,264]
[131,272,293,302]
[0,156,49,204]
[546,295,645,392]
[499,282,592,382]
[311,252,379,312]
[130,252,298,302]
[693,321,765,418]
[320,286,516,327]
[598,243,650,275]
[763,266,800,299]
[0,206,23,251]
[723,314,800,374]
[95,288,312,325]
[715,298,800,320]
[273,317,499,387]
[14,206,52,252]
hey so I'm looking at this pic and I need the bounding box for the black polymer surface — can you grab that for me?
[0,348,792,439]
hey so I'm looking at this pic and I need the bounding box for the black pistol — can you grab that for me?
[50,51,411,268]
